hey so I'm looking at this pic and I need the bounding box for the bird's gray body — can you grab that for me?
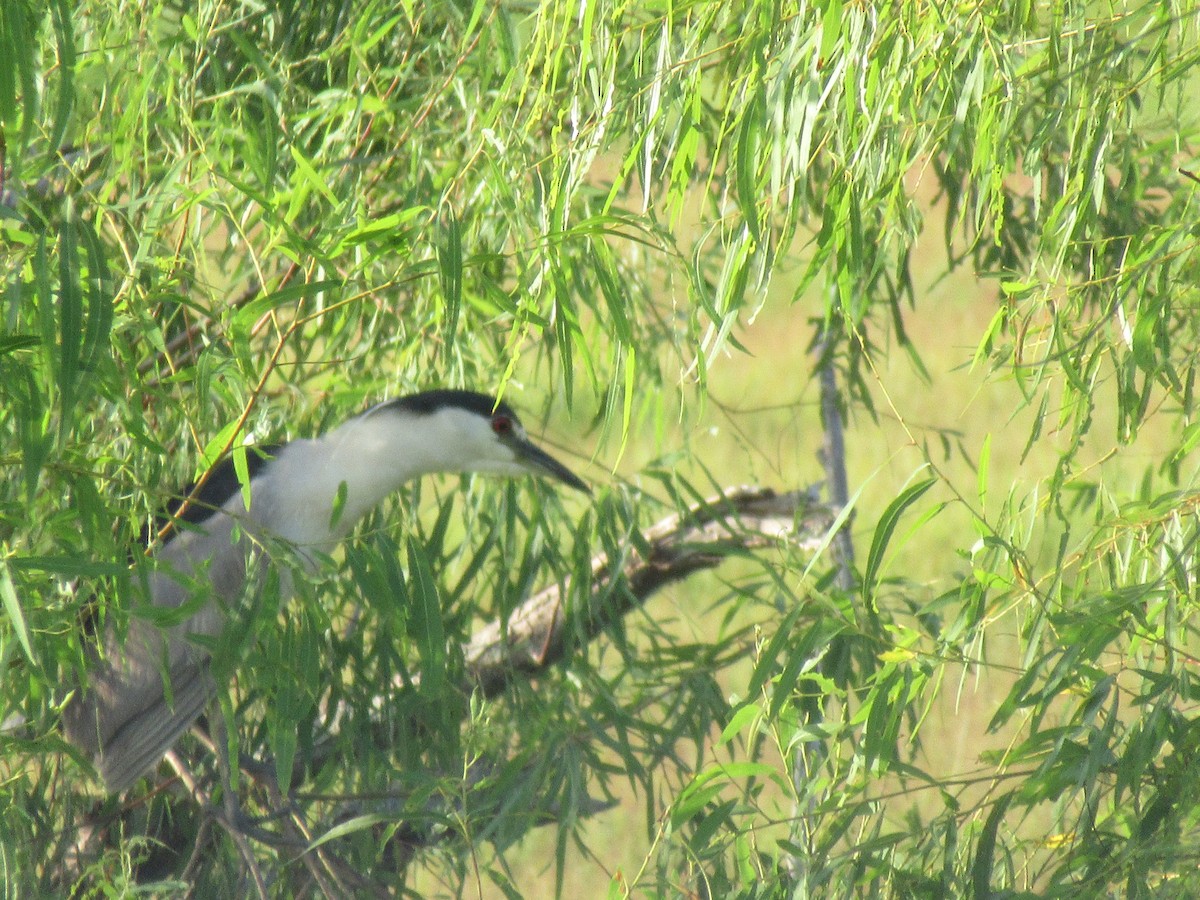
[62,390,586,792]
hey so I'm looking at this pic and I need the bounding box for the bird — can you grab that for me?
[62,389,588,793]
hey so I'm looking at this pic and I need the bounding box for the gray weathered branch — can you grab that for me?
[461,485,834,697]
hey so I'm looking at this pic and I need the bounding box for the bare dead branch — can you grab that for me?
[461,485,833,696]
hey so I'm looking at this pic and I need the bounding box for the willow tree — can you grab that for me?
[2,1,1199,897]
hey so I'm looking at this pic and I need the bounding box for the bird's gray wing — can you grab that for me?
[62,644,216,794]
[62,516,256,792]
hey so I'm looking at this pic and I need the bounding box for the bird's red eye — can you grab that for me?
[491,415,513,435]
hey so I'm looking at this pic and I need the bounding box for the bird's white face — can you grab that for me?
[430,406,588,491]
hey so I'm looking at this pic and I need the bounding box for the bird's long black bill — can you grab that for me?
[519,440,590,493]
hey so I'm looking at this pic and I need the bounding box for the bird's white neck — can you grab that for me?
[251,410,455,548]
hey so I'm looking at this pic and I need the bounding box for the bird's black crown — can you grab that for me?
[383,389,518,422]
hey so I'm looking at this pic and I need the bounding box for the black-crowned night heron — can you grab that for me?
[62,389,588,793]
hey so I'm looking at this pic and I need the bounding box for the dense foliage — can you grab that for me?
[2,1,1199,896]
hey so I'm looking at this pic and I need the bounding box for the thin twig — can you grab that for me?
[166,750,270,900]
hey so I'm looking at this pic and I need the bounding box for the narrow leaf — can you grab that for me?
[0,555,35,666]
[863,475,936,604]
[407,537,445,694]
[438,208,462,354]
[972,793,1012,899]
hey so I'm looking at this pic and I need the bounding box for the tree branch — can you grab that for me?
[460,485,834,697]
